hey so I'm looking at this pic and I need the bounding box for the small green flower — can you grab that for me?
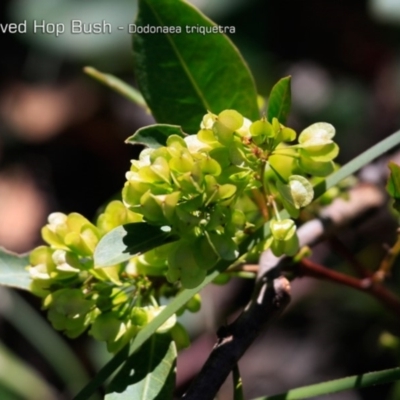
[270,218,299,257]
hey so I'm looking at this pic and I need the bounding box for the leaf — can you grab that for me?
[133,0,259,134]
[126,124,185,149]
[0,247,30,291]
[314,129,400,198]
[387,161,400,212]
[2,290,90,397]
[84,67,148,110]
[0,341,58,400]
[254,367,400,400]
[267,76,291,124]
[233,364,244,400]
[94,223,175,267]
[106,334,176,400]
[73,234,254,400]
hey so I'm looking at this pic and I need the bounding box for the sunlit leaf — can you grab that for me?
[255,367,400,400]
[106,334,176,400]
[126,124,186,149]
[73,234,254,400]
[94,223,175,267]
[84,67,147,110]
[267,76,291,124]
[133,0,259,134]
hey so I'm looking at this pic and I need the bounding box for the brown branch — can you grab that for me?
[297,258,400,317]
[237,257,400,318]
[182,276,291,400]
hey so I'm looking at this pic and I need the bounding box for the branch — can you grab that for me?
[296,258,400,317]
[182,276,291,400]
[182,153,396,399]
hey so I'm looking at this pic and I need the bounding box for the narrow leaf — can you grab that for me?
[73,235,253,400]
[2,289,91,397]
[0,341,58,400]
[126,124,185,149]
[254,367,400,400]
[233,364,245,400]
[106,334,176,400]
[387,161,400,212]
[314,129,400,198]
[84,67,148,110]
[133,0,259,134]
[94,223,175,267]
[267,76,291,124]
[0,247,30,291]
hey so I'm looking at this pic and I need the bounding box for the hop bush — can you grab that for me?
[27,110,339,351]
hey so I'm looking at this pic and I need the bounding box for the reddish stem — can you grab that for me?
[298,258,400,317]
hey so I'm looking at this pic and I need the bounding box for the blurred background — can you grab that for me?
[0,0,399,399]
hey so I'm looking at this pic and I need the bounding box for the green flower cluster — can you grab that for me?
[27,201,177,352]
[123,110,339,265]
[27,109,339,350]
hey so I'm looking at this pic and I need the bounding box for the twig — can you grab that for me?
[182,157,396,399]
[182,276,291,400]
[251,188,269,221]
[236,256,400,318]
[297,258,400,316]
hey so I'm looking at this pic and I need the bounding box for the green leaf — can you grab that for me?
[387,161,400,212]
[73,235,253,400]
[94,223,175,267]
[253,367,400,400]
[267,76,291,124]
[233,364,244,400]
[106,334,176,400]
[84,67,147,110]
[2,290,91,398]
[74,269,224,400]
[0,341,58,400]
[0,247,30,291]
[314,129,400,198]
[126,124,186,149]
[133,0,259,134]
